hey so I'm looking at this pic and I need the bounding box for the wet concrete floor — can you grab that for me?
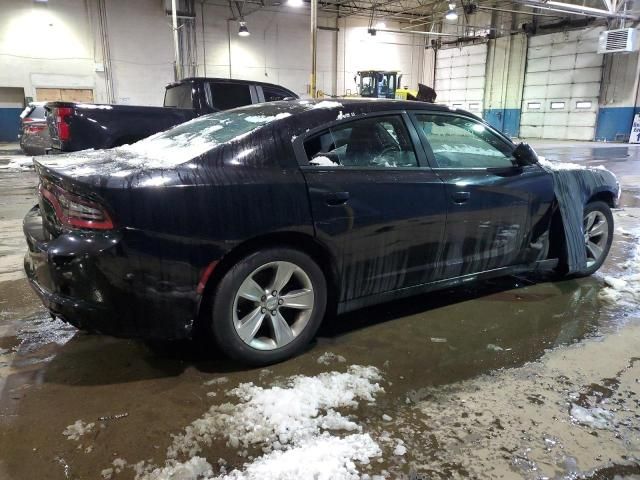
[0,142,639,479]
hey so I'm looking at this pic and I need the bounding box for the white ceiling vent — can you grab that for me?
[597,28,639,54]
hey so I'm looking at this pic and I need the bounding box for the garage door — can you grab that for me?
[520,28,604,141]
[35,88,94,103]
[435,43,487,116]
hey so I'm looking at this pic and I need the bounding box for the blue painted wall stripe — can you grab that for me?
[0,108,22,142]
[595,106,640,142]
[484,108,521,138]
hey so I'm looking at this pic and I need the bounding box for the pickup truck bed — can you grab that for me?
[45,77,298,153]
[46,102,195,151]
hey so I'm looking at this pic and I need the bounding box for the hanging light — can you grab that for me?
[445,3,458,21]
[287,0,304,6]
[375,20,386,29]
[238,21,250,36]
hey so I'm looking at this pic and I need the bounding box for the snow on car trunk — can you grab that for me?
[138,366,384,480]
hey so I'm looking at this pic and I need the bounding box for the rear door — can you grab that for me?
[295,112,448,302]
[411,112,554,278]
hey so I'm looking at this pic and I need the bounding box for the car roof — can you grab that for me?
[222,98,480,134]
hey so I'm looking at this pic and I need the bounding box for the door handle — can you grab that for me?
[325,191,350,206]
[452,191,470,204]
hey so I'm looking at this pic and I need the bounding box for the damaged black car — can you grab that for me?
[23,99,620,365]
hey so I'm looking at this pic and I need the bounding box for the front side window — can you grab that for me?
[304,115,418,168]
[415,114,514,169]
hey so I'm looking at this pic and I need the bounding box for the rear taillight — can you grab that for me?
[54,107,73,142]
[24,124,45,134]
[39,181,114,230]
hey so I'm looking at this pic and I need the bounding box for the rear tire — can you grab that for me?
[211,248,327,365]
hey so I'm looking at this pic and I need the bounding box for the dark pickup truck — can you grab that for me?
[45,77,298,153]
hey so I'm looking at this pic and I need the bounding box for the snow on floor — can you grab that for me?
[62,420,95,441]
[136,366,384,480]
[0,156,33,171]
[599,219,640,309]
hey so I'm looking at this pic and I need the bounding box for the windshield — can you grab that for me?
[121,109,292,168]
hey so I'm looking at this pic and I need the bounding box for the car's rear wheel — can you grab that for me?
[577,200,614,277]
[211,248,326,365]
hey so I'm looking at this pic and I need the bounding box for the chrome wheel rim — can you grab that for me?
[583,210,609,268]
[232,261,314,350]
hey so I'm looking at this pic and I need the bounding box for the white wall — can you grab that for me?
[0,0,99,100]
[0,0,175,106]
[336,17,429,96]
[196,4,337,97]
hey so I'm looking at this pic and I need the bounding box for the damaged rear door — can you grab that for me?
[411,112,554,277]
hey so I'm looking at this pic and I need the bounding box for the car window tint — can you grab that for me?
[209,83,253,110]
[262,86,291,102]
[415,114,514,169]
[164,84,193,109]
[304,115,418,168]
[30,105,46,119]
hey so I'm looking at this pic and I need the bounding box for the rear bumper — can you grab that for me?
[23,205,198,340]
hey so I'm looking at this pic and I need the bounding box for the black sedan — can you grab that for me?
[23,99,619,365]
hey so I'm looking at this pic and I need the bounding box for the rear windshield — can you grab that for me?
[121,109,292,168]
[19,104,46,120]
[164,84,193,109]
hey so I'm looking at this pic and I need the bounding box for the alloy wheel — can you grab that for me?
[583,210,609,268]
[232,261,315,350]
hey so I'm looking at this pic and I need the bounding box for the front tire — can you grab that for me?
[576,200,614,277]
[211,248,327,365]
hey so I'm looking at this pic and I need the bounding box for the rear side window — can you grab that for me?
[209,83,253,110]
[164,84,193,109]
[262,86,292,102]
[304,115,418,168]
[415,114,514,169]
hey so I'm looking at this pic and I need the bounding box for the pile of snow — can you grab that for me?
[62,420,95,441]
[570,404,614,430]
[599,227,640,308]
[140,366,383,480]
[0,157,33,171]
[310,101,343,110]
[309,156,339,167]
[244,113,292,123]
[316,352,346,365]
[538,156,607,171]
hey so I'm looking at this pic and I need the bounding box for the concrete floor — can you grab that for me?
[0,142,639,479]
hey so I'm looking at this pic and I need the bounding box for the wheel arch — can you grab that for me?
[587,190,616,208]
[194,231,340,333]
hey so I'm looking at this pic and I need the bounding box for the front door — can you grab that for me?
[296,113,448,302]
[411,112,555,278]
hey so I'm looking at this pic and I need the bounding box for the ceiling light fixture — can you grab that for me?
[287,0,304,7]
[445,3,458,21]
[375,20,386,29]
[238,21,250,36]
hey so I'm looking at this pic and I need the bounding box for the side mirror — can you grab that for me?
[513,142,539,167]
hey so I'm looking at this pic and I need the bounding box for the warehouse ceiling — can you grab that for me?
[315,0,639,23]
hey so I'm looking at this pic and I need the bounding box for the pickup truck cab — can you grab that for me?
[45,77,298,153]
